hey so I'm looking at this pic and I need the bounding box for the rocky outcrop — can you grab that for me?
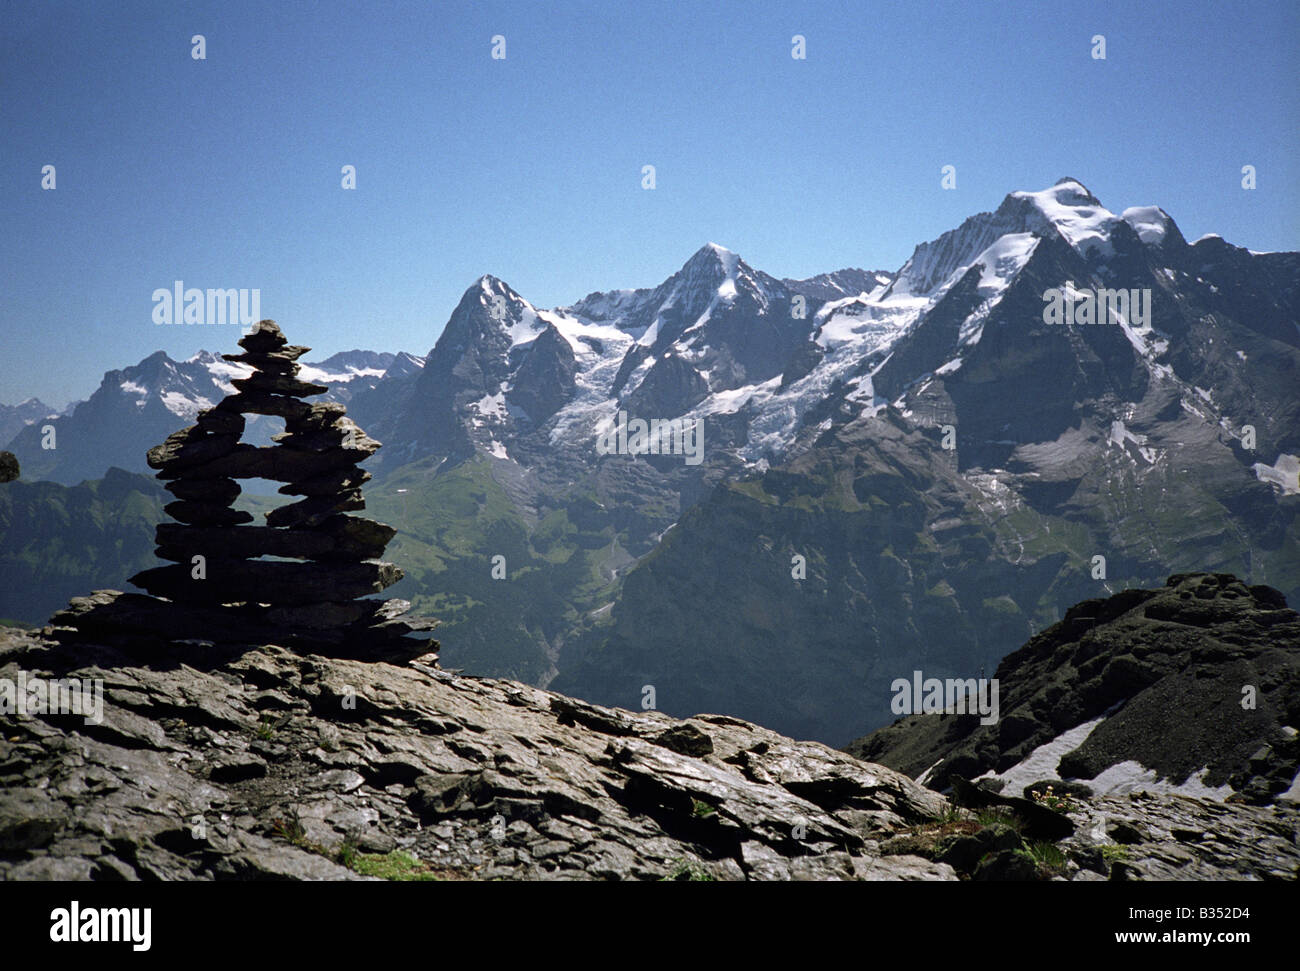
[0,626,953,881]
[3,621,1295,880]
[847,573,1300,804]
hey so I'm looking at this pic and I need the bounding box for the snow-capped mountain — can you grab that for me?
[7,349,420,484]
[361,178,1294,497]
[781,267,895,302]
[0,398,57,453]
[364,244,902,474]
[545,181,1299,742]
[6,178,1296,744]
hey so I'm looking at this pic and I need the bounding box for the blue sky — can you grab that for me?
[2,0,1297,407]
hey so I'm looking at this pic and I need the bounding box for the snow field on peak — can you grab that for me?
[972,233,1038,297]
[160,391,213,419]
[1012,181,1120,257]
[1121,206,1171,245]
[1108,419,1160,465]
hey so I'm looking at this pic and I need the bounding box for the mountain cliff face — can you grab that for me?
[547,182,1299,742]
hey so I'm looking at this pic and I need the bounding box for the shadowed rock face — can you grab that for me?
[846,573,1300,804]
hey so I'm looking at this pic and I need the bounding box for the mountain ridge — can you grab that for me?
[4,180,1296,747]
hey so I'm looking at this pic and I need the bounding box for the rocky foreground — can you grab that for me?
[2,608,1297,881]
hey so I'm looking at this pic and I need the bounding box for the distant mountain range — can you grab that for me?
[0,398,59,451]
[5,350,424,485]
[4,178,1297,745]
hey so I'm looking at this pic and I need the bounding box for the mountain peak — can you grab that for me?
[1053,175,1093,193]
[1002,179,1118,255]
[464,275,532,319]
[1011,178,1104,211]
[1121,205,1182,247]
[685,242,740,274]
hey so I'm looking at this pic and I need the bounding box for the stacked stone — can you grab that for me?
[92,319,440,659]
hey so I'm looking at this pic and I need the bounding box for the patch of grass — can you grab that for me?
[270,808,309,847]
[1101,844,1130,863]
[888,815,983,860]
[691,799,717,819]
[350,850,444,881]
[1017,840,1069,877]
[661,858,716,881]
[254,717,276,741]
[270,809,454,881]
[931,804,966,825]
[337,837,359,870]
[975,807,1024,832]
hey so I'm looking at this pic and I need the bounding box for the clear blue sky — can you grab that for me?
[2,0,1296,407]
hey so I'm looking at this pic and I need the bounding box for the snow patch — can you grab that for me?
[1252,453,1300,496]
[976,713,1236,800]
[471,392,507,423]
[1085,763,1235,800]
[297,364,387,384]
[160,391,212,419]
[1108,419,1159,464]
[974,716,1106,795]
[1121,206,1171,245]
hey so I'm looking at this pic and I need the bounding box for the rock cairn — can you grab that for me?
[49,320,437,661]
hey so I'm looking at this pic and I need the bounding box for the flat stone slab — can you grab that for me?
[147,428,240,472]
[265,491,366,528]
[162,501,253,527]
[277,468,371,498]
[154,520,390,563]
[45,590,437,662]
[165,477,242,504]
[232,372,328,397]
[155,444,373,482]
[129,559,403,606]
